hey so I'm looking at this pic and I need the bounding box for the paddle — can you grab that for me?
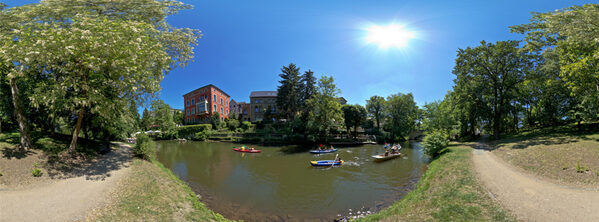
[333,153,339,166]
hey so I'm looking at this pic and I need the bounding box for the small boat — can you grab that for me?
[372,153,401,161]
[309,149,338,154]
[232,148,261,153]
[310,160,344,166]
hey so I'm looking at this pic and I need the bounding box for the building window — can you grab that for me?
[191,99,195,105]
[214,95,216,101]
[255,106,259,113]
[191,108,195,114]
[214,104,217,112]
[220,98,223,104]
[187,109,190,115]
[220,107,223,114]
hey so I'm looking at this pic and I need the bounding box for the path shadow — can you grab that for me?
[45,142,132,181]
[1,146,36,159]
[493,136,579,150]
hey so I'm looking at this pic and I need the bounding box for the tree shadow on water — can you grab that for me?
[45,142,132,181]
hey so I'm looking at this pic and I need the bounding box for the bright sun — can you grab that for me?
[366,24,415,49]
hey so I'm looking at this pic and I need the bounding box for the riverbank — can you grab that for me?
[90,158,229,221]
[357,145,514,221]
[490,126,599,188]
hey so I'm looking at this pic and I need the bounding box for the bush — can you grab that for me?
[31,162,42,177]
[421,131,449,158]
[193,131,208,141]
[177,124,212,139]
[226,119,240,131]
[134,133,156,160]
[241,121,252,131]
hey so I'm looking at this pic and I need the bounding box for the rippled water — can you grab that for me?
[156,141,427,221]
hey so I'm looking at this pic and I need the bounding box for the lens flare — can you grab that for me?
[366,24,415,49]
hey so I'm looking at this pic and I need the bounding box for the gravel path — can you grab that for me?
[472,143,599,222]
[0,144,132,222]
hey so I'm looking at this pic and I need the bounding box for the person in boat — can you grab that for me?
[330,145,335,151]
[384,150,389,156]
[241,145,246,151]
[335,156,342,163]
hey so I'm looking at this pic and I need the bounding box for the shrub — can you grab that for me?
[193,131,208,141]
[31,162,42,177]
[226,119,240,131]
[134,133,156,160]
[177,124,212,139]
[241,121,252,131]
[421,131,449,158]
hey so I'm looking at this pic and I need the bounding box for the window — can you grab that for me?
[186,100,189,106]
[214,95,216,101]
[220,98,223,104]
[214,104,217,112]
[191,99,195,105]
[220,107,223,114]
[187,109,190,115]
[191,108,195,114]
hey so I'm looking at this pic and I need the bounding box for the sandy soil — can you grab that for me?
[472,142,599,222]
[0,143,132,222]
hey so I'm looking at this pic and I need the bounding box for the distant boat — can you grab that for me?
[309,149,338,154]
[310,160,343,166]
[232,148,261,153]
[372,153,401,161]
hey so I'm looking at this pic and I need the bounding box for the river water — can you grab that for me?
[156,141,427,221]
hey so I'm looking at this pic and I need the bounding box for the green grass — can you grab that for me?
[357,145,514,222]
[93,159,230,221]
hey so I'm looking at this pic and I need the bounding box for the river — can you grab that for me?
[156,141,427,221]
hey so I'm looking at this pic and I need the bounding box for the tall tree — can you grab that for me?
[384,93,418,141]
[512,4,599,119]
[301,69,316,104]
[453,40,531,139]
[366,95,386,131]
[276,63,302,120]
[306,76,344,141]
[342,104,367,139]
[141,108,152,131]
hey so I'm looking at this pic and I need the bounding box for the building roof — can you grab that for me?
[250,91,277,98]
[183,84,230,97]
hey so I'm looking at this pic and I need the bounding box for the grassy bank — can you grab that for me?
[357,145,514,222]
[491,126,599,187]
[91,158,229,221]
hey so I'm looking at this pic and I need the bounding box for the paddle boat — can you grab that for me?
[372,152,401,161]
[309,148,338,154]
[310,160,344,166]
[232,147,261,153]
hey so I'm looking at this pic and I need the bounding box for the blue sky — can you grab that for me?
[4,0,595,109]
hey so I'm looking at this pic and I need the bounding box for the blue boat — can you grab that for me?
[309,149,338,154]
[310,160,344,166]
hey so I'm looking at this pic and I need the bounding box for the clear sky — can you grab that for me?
[4,0,596,110]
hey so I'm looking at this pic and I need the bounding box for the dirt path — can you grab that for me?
[0,143,132,222]
[472,143,599,222]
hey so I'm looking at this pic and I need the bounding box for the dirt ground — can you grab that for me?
[473,143,599,222]
[0,143,132,222]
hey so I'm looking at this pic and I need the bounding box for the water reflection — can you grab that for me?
[156,141,427,221]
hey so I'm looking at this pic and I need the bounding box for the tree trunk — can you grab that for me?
[69,107,85,153]
[0,118,2,134]
[9,78,32,150]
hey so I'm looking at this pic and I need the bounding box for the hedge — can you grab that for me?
[178,124,212,139]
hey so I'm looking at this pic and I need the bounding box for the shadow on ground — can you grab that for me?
[45,143,132,181]
[1,146,35,159]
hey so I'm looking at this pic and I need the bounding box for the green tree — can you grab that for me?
[366,95,386,131]
[512,4,599,120]
[306,76,344,141]
[384,93,419,141]
[422,99,458,136]
[301,69,316,105]
[342,104,367,139]
[276,63,302,121]
[141,108,152,131]
[211,112,222,130]
[453,40,531,139]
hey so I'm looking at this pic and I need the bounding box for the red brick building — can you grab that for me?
[183,84,230,124]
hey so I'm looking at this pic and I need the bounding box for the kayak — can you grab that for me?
[309,149,338,154]
[372,153,401,161]
[232,148,261,153]
[310,160,344,166]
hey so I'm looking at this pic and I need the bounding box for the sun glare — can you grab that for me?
[366,24,415,49]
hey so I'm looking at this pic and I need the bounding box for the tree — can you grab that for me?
[342,104,367,139]
[384,93,418,141]
[211,112,221,130]
[453,40,531,139]
[512,4,599,119]
[305,76,344,141]
[276,63,302,120]
[301,69,316,105]
[422,99,458,136]
[1,1,200,152]
[366,95,386,131]
[141,108,152,131]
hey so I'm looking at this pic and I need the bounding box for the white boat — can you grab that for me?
[372,152,401,161]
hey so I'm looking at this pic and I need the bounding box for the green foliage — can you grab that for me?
[226,118,240,131]
[241,121,252,131]
[305,76,344,141]
[193,131,208,141]
[134,133,156,160]
[366,95,386,130]
[31,162,42,177]
[384,93,419,141]
[421,131,449,158]
[422,99,458,137]
[342,104,367,137]
[276,63,302,120]
[177,124,212,139]
[210,112,222,130]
